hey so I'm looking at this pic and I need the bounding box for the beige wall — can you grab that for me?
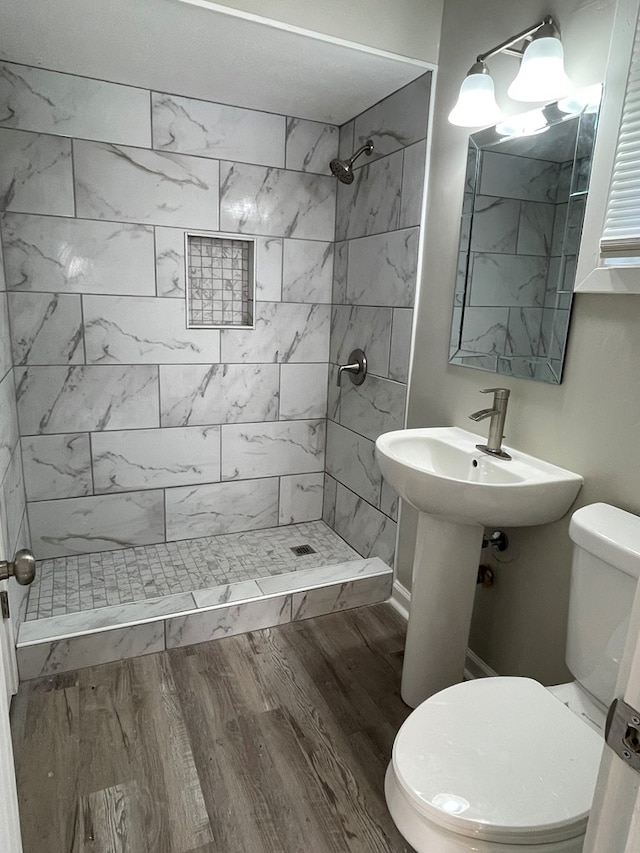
[401,0,629,684]
[211,0,443,62]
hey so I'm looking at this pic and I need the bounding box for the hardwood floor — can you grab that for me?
[10,604,415,853]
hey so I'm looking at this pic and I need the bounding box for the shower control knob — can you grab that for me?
[0,548,36,585]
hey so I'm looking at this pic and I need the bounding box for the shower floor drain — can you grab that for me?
[290,544,316,557]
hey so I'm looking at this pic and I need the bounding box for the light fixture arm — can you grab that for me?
[476,15,558,64]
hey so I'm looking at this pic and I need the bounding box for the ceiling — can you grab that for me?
[0,0,430,126]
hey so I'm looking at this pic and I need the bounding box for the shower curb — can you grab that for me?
[16,558,392,680]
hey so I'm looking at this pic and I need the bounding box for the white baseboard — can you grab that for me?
[389,579,410,621]
[389,579,497,680]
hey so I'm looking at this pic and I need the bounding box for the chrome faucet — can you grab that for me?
[469,388,511,459]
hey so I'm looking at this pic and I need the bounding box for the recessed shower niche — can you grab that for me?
[185,232,255,329]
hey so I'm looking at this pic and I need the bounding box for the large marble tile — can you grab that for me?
[0,371,19,475]
[165,477,279,540]
[285,118,338,173]
[338,121,354,159]
[17,622,165,680]
[221,302,330,363]
[345,227,418,307]
[155,226,186,298]
[278,472,324,525]
[322,473,337,527]
[192,580,262,609]
[0,291,11,379]
[334,483,396,564]
[74,141,220,229]
[9,292,84,365]
[152,92,285,167]
[335,149,402,241]
[279,363,328,419]
[282,239,333,303]
[292,574,392,621]
[16,365,159,434]
[18,592,197,644]
[21,433,92,501]
[219,161,335,240]
[469,253,548,307]
[399,138,427,229]
[332,240,348,304]
[470,196,519,254]
[161,363,279,427]
[1,214,156,295]
[257,557,387,595]
[255,236,283,301]
[330,305,392,377]
[2,443,26,555]
[354,73,431,163]
[222,419,325,480]
[325,420,381,506]
[92,425,221,493]
[380,480,399,521]
[0,129,73,215]
[83,295,220,364]
[28,490,165,559]
[0,61,150,146]
[339,375,405,441]
[327,364,341,422]
[389,308,413,383]
[480,151,559,203]
[165,595,292,649]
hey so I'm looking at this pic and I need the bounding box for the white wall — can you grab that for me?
[208,0,444,62]
[402,0,625,684]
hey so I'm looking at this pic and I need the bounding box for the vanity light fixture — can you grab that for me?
[448,15,572,128]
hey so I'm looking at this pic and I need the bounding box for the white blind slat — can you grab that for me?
[600,10,640,259]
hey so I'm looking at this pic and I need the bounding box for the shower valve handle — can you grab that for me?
[0,548,36,585]
[337,349,367,387]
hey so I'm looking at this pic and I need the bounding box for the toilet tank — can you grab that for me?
[566,503,640,707]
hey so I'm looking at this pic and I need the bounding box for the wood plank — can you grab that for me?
[11,603,413,853]
[11,673,81,853]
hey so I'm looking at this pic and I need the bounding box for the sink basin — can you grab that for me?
[374,427,583,707]
[375,426,583,528]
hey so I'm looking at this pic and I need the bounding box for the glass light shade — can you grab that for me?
[448,72,503,127]
[507,37,572,102]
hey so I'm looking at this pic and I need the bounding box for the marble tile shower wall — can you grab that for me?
[323,73,431,566]
[0,60,340,559]
[0,212,30,629]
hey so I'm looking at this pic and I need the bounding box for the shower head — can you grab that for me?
[329,140,374,184]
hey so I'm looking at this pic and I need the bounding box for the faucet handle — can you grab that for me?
[480,387,510,399]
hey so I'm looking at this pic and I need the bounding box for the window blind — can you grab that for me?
[600,7,640,259]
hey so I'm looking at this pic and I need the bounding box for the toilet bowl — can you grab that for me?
[385,503,640,852]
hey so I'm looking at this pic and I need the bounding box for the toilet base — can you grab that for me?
[384,763,586,853]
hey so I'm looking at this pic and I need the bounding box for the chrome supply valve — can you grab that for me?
[469,387,511,459]
[0,548,36,585]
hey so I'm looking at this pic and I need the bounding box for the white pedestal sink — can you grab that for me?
[375,427,582,708]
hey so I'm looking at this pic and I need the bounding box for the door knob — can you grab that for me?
[0,548,36,585]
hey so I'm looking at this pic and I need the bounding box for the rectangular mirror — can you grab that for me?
[449,86,601,383]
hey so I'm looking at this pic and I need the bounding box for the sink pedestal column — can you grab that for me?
[401,513,484,708]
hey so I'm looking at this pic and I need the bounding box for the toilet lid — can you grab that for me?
[392,677,603,845]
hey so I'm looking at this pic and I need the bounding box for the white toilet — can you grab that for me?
[385,503,640,852]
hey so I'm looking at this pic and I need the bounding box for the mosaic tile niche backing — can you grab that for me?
[186,232,254,328]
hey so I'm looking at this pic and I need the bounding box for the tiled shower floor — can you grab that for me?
[26,521,359,620]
